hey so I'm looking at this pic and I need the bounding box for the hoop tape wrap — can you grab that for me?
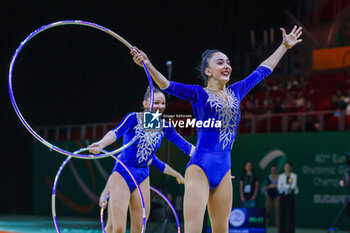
[52,148,146,233]
[100,186,181,233]
[8,20,154,159]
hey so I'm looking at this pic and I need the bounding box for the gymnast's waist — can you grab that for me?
[194,148,231,155]
[114,160,149,169]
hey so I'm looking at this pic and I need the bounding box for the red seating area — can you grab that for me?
[241,72,350,113]
[307,72,350,109]
[240,71,350,133]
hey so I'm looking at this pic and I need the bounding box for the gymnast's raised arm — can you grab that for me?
[261,25,302,70]
[131,47,200,103]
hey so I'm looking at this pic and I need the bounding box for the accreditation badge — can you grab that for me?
[244,184,251,193]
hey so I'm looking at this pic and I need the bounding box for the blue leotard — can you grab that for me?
[162,65,272,189]
[112,112,194,191]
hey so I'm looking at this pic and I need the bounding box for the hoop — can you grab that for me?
[100,186,181,233]
[52,148,146,233]
[8,20,154,159]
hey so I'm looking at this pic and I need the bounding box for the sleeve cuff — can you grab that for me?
[162,164,167,173]
[160,81,171,90]
[260,64,273,72]
[189,145,195,157]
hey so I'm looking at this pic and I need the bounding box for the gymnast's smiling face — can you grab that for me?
[143,92,166,114]
[205,52,232,85]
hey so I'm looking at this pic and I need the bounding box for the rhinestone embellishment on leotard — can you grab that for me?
[134,114,164,163]
[205,88,240,150]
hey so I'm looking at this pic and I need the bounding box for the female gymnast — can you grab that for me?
[131,26,302,233]
[89,87,195,233]
[100,154,183,233]
[264,164,280,231]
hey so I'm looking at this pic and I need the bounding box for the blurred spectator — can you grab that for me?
[274,97,283,113]
[240,162,259,208]
[295,91,305,111]
[263,92,273,113]
[332,88,347,111]
[282,92,296,111]
[285,79,293,90]
[291,78,299,89]
[245,95,258,111]
[278,162,298,233]
[264,164,280,231]
[300,76,308,88]
[304,99,314,112]
[271,79,279,91]
[344,89,350,115]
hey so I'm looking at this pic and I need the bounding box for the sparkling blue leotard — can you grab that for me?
[162,65,272,189]
[112,112,194,191]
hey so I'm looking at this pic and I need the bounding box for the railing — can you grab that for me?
[36,122,118,141]
[36,110,349,141]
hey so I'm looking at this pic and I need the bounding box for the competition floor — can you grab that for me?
[0,215,177,233]
[0,215,348,233]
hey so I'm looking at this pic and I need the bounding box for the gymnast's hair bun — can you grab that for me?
[201,49,213,59]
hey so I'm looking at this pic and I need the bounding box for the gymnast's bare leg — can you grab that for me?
[183,165,210,233]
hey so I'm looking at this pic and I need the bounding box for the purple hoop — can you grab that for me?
[51,148,146,233]
[100,186,181,233]
[8,20,154,159]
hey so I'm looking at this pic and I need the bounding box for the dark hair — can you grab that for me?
[143,86,162,101]
[285,161,292,167]
[270,163,277,168]
[198,49,221,86]
[242,161,255,176]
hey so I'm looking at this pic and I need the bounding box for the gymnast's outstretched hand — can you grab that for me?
[131,47,150,67]
[261,25,302,69]
[280,25,302,48]
[88,142,103,154]
[88,131,116,154]
[99,191,108,209]
[176,174,185,184]
[130,46,170,89]
[164,164,185,184]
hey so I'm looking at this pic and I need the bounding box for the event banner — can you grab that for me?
[33,132,350,228]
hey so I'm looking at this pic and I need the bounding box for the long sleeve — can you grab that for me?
[161,81,200,105]
[112,112,135,140]
[228,65,272,100]
[151,155,166,172]
[163,124,195,157]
